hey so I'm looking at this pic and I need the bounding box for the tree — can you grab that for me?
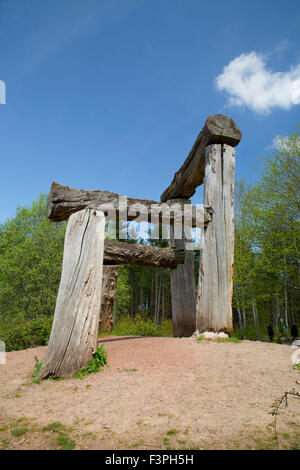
[0,195,65,319]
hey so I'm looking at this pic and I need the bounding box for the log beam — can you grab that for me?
[47,181,211,227]
[161,114,241,202]
[103,240,184,268]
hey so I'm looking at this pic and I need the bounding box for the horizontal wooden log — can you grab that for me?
[47,181,211,226]
[161,114,241,202]
[103,240,184,268]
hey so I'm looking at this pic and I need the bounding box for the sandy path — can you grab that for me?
[0,336,299,450]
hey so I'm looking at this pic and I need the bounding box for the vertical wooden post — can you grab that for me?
[196,143,235,333]
[170,199,196,337]
[39,209,105,379]
[99,265,119,331]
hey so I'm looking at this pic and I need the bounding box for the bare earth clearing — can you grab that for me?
[0,336,299,450]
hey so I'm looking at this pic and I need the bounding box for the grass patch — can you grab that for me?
[217,336,242,343]
[56,433,76,450]
[98,330,114,338]
[197,335,205,341]
[197,335,241,343]
[113,315,173,337]
[32,357,43,381]
[42,422,65,433]
[73,344,107,378]
[11,427,28,437]
[42,421,76,450]
[166,429,178,435]
[1,438,10,450]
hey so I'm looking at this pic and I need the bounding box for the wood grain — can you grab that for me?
[103,239,185,268]
[196,144,235,333]
[38,209,105,379]
[99,266,119,331]
[169,199,196,337]
[47,181,211,227]
[161,114,241,202]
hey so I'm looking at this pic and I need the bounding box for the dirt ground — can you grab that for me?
[0,336,299,450]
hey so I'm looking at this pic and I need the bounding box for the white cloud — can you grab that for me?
[215,52,300,114]
[271,134,300,151]
[271,135,289,150]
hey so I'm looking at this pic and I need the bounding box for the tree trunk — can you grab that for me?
[236,299,243,332]
[252,300,260,341]
[170,199,196,336]
[99,266,119,331]
[196,144,235,333]
[38,209,105,379]
[242,302,246,333]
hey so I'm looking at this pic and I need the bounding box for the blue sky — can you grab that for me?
[0,0,299,222]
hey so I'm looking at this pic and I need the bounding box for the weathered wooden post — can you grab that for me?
[196,143,235,333]
[161,114,241,335]
[99,265,119,331]
[38,208,105,379]
[169,199,196,337]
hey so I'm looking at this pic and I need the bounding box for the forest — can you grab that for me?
[0,130,299,351]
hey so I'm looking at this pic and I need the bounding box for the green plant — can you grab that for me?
[1,315,53,352]
[32,357,43,380]
[42,422,65,432]
[217,336,242,343]
[197,335,241,343]
[270,384,300,448]
[56,433,76,450]
[11,427,28,437]
[1,438,10,450]
[166,429,178,435]
[113,315,173,337]
[73,345,107,378]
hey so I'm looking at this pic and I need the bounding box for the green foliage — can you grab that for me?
[114,265,131,318]
[42,422,65,432]
[217,336,241,343]
[56,433,76,450]
[0,194,65,320]
[113,315,173,337]
[1,315,53,352]
[41,421,75,450]
[73,345,107,378]
[197,335,241,343]
[233,129,300,340]
[32,356,43,379]
[11,427,28,437]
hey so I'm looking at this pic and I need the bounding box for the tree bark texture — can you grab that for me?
[161,114,241,202]
[99,265,119,331]
[38,209,105,379]
[170,199,196,337]
[196,144,235,333]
